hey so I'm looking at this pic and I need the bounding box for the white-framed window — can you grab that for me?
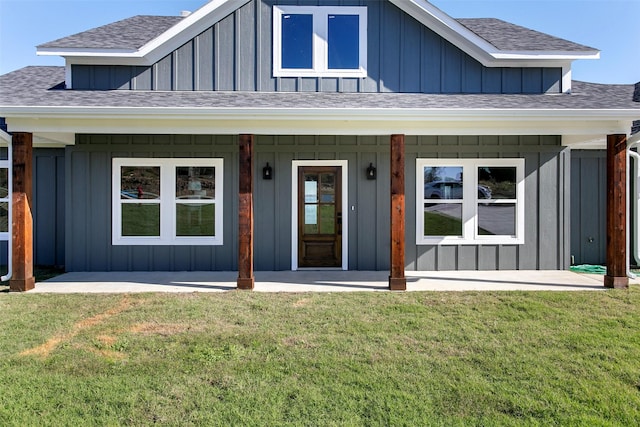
[112,158,223,246]
[416,158,525,245]
[273,6,367,78]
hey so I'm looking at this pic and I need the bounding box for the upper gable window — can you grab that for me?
[273,6,367,78]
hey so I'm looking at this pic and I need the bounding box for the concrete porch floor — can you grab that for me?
[23,270,635,293]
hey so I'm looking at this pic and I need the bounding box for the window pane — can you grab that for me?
[319,173,335,203]
[319,204,335,234]
[121,166,160,200]
[282,14,313,69]
[478,203,516,236]
[304,175,318,202]
[122,204,160,236]
[0,202,7,232]
[478,166,516,199]
[424,166,463,200]
[176,203,215,237]
[304,205,318,234]
[328,15,359,69]
[424,202,462,236]
[0,168,7,198]
[176,167,215,199]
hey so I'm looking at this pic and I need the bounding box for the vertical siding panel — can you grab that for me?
[217,14,236,90]
[522,68,542,94]
[197,28,214,91]
[176,41,195,91]
[277,150,294,270]
[441,43,462,93]
[405,150,417,270]
[34,155,56,265]
[570,152,582,263]
[236,3,256,91]
[401,14,422,93]
[458,246,478,270]
[55,154,66,266]
[112,66,132,90]
[421,28,442,93]
[134,66,152,90]
[363,0,381,92]
[155,54,173,90]
[259,0,276,91]
[478,246,498,270]
[462,57,482,93]
[376,151,390,269]
[66,150,88,271]
[519,151,539,269]
[381,5,401,92]
[72,65,91,89]
[542,68,561,93]
[88,151,110,271]
[482,67,502,93]
[357,152,377,269]
[343,151,358,270]
[538,151,559,268]
[255,150,276,270]
[502,68,522,94]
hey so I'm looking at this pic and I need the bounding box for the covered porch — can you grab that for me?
[25,269,628,293]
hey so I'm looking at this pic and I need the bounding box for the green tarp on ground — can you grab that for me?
[570,264,607,275]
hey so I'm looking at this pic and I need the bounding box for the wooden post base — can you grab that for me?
[389,277,407,291]
[237,277,255,290]
[604,275,629,289]
[9,277,35,292]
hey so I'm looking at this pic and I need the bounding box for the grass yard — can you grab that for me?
[1,288,639,425]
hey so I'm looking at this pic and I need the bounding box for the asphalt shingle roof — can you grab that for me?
[456,18,597,52]
[38,15,183,50]
[0,66,638,112]
[36,13,596,55]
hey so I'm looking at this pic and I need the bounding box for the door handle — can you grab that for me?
[337,212,342,235]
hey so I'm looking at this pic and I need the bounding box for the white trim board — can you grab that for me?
[291,160,349,271]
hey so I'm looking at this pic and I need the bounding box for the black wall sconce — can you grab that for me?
[366,163,377,180]
[262,162,273,180]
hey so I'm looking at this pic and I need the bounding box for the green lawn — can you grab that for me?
[1,289,639,425]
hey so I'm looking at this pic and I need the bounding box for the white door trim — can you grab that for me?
[291,160,349,271]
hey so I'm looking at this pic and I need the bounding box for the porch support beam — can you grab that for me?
[604,134,629,289]
[389,134,407,291]
[237,134,255,290]
[9,132,35,292]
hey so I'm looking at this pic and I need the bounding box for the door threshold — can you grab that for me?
[295,267,345,271]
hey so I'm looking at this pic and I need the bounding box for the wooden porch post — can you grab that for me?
[237,134,255,290]
[9,132,35,292]
[389,134,407,290]
[604,134,629,289]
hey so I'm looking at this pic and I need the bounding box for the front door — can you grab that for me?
[298,166,342,268]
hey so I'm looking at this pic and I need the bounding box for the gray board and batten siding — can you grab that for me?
[64,134,569,272]
[570,150,606,265]
[71,0,562,94]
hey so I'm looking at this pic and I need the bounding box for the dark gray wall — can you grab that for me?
[66,134,569,272]
[72,0,561,94]
[65,135,239,272]
[570,150,606,265]
[406,135,570,271]
[34,148,66,266]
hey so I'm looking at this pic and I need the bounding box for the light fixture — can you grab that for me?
[263,162,273,180]
[366,163,376,180]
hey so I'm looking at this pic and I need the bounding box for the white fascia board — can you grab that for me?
[390,0,599,67]
[0,129,11,144]
[3,108,636,137]
[37,0,251,66]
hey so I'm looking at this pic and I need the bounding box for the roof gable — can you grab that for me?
[37,0,599,67]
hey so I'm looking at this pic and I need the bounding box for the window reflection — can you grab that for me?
[478,166,516,199]
[120,166,160,200]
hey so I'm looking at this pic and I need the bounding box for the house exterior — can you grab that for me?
[0,0,638,291]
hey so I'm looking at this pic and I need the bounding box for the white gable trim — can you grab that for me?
[389,0,599,67]
[38,0,252,66]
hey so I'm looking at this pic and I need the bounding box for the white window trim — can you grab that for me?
[273,6,367,78]
[112,158,223,246]
[416,158,525,245]
[291,160,349,271]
